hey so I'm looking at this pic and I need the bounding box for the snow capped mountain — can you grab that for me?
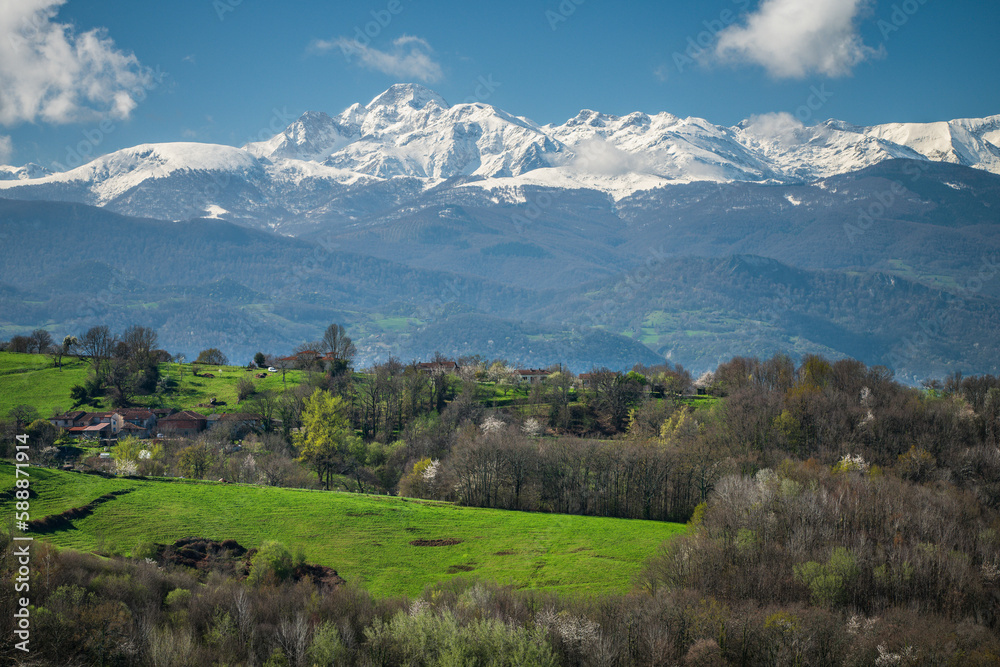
[1,83,998,224]
[0,142,271,221]
[546,109,777,184]
[732,114,928,181]
[248,84,564,181]
[244,110,358,162]
[0,163,52,181]
[867,115,1000,173]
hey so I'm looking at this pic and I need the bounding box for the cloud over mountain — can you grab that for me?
[715,0,882,78]
[310,34,444,83]
[0,0,153,125]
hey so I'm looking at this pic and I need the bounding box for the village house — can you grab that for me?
[75,422,113,441]
[156,410,208,437]
[51,408,160,439]
[117,408,157,434]
[50,410,86,429]
[516,368,551,384]
[416,360,460,374]
[57,412,125,442]
[279,350,319,362]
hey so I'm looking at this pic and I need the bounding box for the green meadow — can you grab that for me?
[0,462,685,598]
[0,352,305,416]
[0,352,90,416]
[156,361,306,410]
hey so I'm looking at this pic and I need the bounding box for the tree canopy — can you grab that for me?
[295,389,364,491]
[195,348,228,365]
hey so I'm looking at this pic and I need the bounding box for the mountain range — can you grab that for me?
[1,84,998,380]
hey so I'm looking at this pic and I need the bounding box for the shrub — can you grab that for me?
[307,621,346,665]
[236,376,257,402]
[165,587,192,608]
[249,541,293,584]
[131,540,158,560]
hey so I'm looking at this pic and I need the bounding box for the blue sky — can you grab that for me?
[2,0,998,168]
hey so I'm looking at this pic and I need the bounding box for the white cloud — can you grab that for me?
[0,0,153,125]
[742,111,809,144]
[569,138,648,176]
[310,34,443,83]
[715,0,882,79]
[0,135,12,163]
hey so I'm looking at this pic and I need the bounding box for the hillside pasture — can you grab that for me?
[0,463,685,598]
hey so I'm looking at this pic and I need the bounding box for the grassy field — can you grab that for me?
[0,462,685,598]
[0,352,90,416]
[0,352,306,416]
[157,362,306,410]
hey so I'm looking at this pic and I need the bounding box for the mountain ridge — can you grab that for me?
[1,83,998,227]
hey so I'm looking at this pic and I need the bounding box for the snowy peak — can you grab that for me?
[65,143,261,191]
[732,113,928,181]
[366,83,449,111]
[0,142,266,217]
[867,117,1000,173]
[244,111,356,162]
[0,163,52,180]
[548,108,774,184]
[2,142,260,189]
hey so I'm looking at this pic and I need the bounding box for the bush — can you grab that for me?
[307,621,346,665]
[131,540,158,560]
[164,588,191,608]
[249,541,293,584]
[236,376,256,402]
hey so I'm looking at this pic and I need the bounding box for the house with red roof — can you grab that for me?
[50,410,87,429]
[157,410,208,437]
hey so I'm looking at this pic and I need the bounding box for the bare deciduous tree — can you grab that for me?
[321,323,356,364]
[80,325,116,378]
[29,328,53,354]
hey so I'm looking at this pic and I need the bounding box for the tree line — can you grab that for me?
[4,346,1000,664]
